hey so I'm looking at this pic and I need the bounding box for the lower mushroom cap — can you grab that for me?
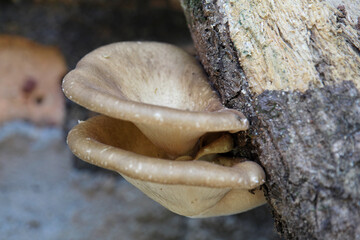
[67,115,266,217]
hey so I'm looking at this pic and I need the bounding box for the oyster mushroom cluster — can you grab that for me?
[62,42,266,217]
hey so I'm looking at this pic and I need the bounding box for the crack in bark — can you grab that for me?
[276,25,293,50]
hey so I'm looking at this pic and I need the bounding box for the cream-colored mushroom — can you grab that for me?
[68,115,265,217]
[62,41,266,217]
[62,42,248,157]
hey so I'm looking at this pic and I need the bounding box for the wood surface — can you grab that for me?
[181,1,360,239]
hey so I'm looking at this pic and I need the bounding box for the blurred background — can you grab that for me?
[0,1,279,239]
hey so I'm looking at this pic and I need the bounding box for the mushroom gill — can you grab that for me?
[68,115,265,217]
[62,42,248,156]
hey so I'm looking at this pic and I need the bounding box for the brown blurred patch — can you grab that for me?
[0,35,67,126]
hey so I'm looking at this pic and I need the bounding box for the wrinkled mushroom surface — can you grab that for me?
[68,115,266,217]
[63,42,248,156]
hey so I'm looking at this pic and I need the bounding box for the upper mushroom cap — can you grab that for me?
[67,115,265,217]
[62,42,248,156]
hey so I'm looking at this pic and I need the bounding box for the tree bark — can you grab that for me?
[180,1,360,239]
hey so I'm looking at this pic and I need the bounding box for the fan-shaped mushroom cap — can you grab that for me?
[68,115,266,217]
[62,42,248,156]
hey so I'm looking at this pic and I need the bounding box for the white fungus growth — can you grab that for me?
[63,42,266,218]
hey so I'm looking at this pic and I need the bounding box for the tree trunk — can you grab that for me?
[180,1,360,239]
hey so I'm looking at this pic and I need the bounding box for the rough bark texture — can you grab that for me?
[181,1,360,239]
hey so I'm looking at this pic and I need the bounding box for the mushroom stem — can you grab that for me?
[194,133,233,160]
